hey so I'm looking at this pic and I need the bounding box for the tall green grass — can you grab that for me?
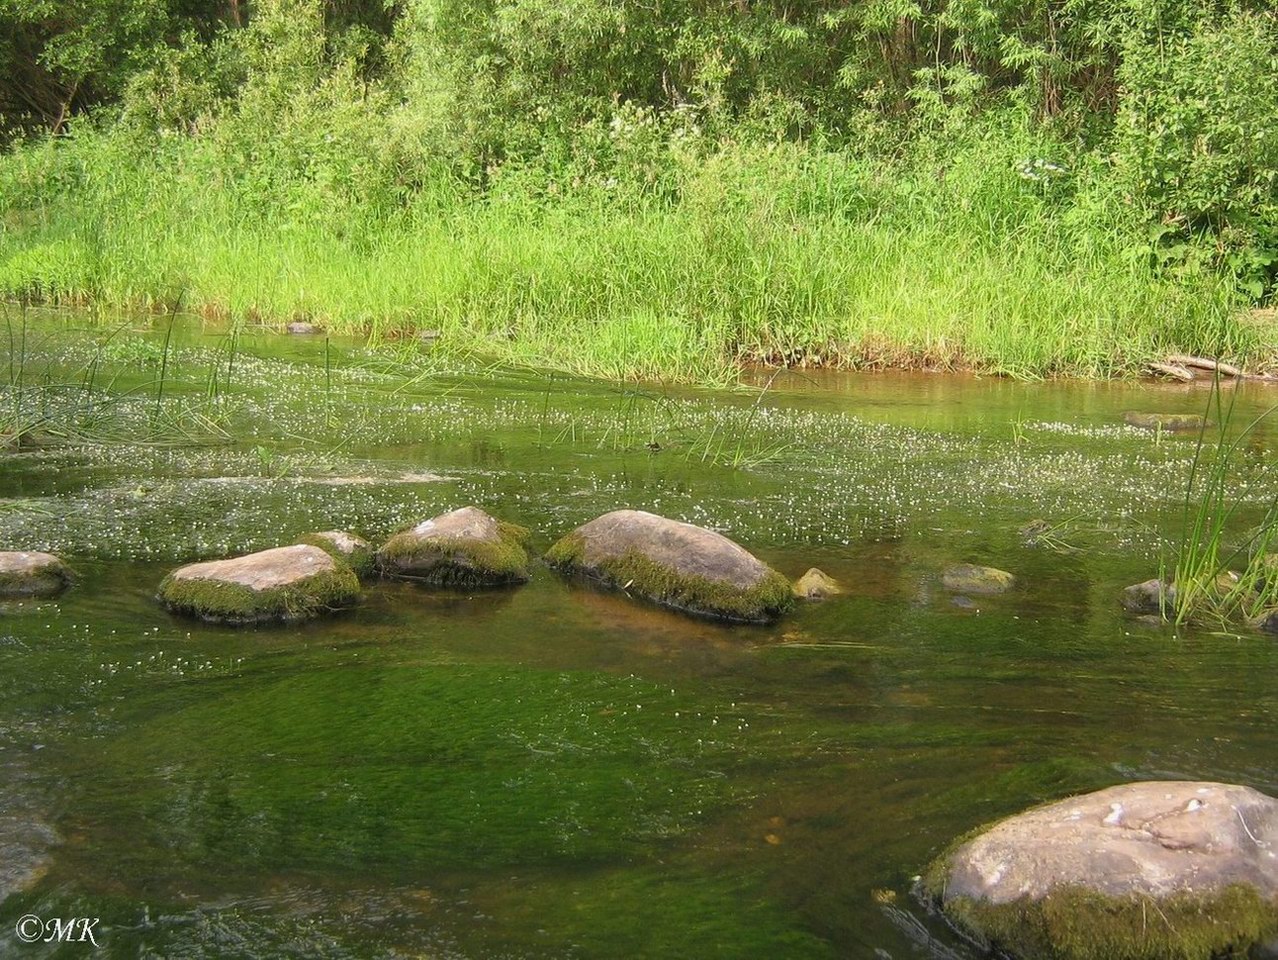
[0,125,1258,383]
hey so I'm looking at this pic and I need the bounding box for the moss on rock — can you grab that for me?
[0,551,72,599]
[300,531,375,579]
[545,522,792,623]
[377,507,530,587]
[158,545,360,624]
[933,885,1277,960]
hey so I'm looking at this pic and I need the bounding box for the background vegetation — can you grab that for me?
[0,0,1275,380]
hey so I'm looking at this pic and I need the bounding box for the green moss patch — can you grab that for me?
[378,520,530,587]
[545,534,793,622]
[157,567,359,624]
[298,533,375,579]
[0,568,69,599]
[931,884,1277,960]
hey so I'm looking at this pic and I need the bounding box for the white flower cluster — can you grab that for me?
[1017,157,1068,182]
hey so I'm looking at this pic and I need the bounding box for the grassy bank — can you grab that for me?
[0,126,1260,384]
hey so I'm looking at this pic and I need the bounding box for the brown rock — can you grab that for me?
[377,506,529,586]
[545,509,791,622]
[0,551,72,599]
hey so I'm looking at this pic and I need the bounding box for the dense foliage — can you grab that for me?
[0,0,1274,378]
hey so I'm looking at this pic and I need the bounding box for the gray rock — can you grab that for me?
[286,321,323,335]
[941,564,1015,595]
[377,506,530,586]
[158,544,359,624]
[927,781,1278,960]
[546,509,792,622]
[1253,609,1278,636]
[1121,578,1175,615]
[0,551,72,599]
[1123,411,1209,432]
[792,568,841,600]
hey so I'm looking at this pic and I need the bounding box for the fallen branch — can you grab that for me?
[1147,362,1196,383]
[1165,355,1244,378]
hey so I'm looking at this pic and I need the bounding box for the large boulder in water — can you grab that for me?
[545,509,791,622]
[923,781,1278,960]
[0,551,72,599]
[377,506,530,586]
[158,544,359,624]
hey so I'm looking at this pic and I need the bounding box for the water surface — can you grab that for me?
[1,311,1275,958]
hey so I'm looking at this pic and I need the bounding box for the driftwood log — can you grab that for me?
[1165,354,1245,378]
[1146,361,1196,382]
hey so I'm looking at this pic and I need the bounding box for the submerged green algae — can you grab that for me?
[84,664,760,872]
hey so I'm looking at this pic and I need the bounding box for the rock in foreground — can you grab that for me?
[377,506,530,586]
[159,544,359,624]
[0,551,72,599]
[942,564,1015,595]
[924,781,1278,960]
[546,509,791,622]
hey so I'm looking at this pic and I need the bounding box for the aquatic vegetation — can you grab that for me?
[1167,379,1278,628]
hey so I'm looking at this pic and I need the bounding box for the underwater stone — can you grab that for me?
[285,321,323,335]
[922,781,1278,960]
[1121,578,1175,615]
[301,530,375,579]
[545,509,792,622]
[941,564,1015,595]
[792,568,841,600]
[158,544,359,624]
[0,551,72,599]
[1122,411,1209,432]
[377,506,530,586]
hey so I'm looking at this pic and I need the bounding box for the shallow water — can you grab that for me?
[0,310,1276,958]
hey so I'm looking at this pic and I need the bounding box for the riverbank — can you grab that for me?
[2,131,1266,385]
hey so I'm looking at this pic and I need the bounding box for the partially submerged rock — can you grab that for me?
[1253,609,1278,635]
[792,568,841,600]
[1121,578,1175,615]
[301,530,374,579]
[285,321,323,335]
[377,506,530,586]
[1123,411,1209,432]
[0,551,72,599]
[545,509,792,622]
[159,544,359,624]
[923,781,1278,960]
[941,564,1015,595]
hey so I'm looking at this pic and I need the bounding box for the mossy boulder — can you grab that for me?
[0,551,72,599]
[377,506,530,586]
[793,568,841,600]
[1123,411,1209,432]
[300,530,374,579]
[1121,578,1176,615]
[942,564,1015,595]
[545,509,792,622]
[158,544,359,624]
[922,781,1278,960]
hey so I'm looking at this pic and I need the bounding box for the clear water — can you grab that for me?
[0,310,1275,958]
